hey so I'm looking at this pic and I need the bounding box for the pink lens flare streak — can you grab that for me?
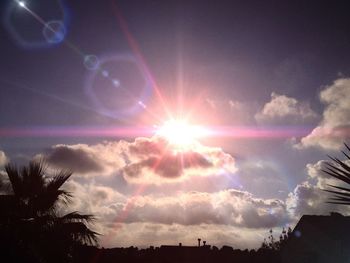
[0,126,156,138]
[206,126,344,139]
[1,126,349,139]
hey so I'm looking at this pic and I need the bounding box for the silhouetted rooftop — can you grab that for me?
[293,212,350,240]
[282,212,350,263]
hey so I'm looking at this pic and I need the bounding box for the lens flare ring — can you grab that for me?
[4,0,70,49]
[85,53,153,120]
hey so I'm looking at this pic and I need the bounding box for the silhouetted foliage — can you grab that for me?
[73,244,282,263]
[261,227,292,251]
[323,143,350,205]
[0,161,98,262]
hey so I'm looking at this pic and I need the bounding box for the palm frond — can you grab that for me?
[46,170,72,193]
[322,168,350,185]
[328,195,350,202]
[5,163,23,196]
[59,222,99,245]
[326,184,350,192]
[62,211,96,224]
[2,160,100,252]
[323,189,350,198]
[326,201,350,205]
[325,162,350,177]
[32,189,72,214]
[324,143,350,205]
[341,150,350,160]
[24,162,47,197]
[29,167,73,212]
[328,156,350,174]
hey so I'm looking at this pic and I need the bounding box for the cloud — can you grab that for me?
[0,150,8,167]
[286,181,327,218]
[286,157,350,219]
[42,144,104,173]
[0,170,10,193]
[306,160,337,189]
[286,181,350,219]
[297,78,350,150]
[39,136,237,184]
[91,189,289,229]
[0,150,9,192]
[255,92,318,124]
[33,136,303,248]
[61,179,126,217]
[306,160,328,179]
[37,141,127,177]
[123,137,237,184]
[306,156,350,187]
[124,151,211,179]
[56,176,292,248]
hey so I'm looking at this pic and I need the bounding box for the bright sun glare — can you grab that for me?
[156,119,208,147]
[18,1,26,8]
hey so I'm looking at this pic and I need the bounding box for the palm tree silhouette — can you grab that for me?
[0,161,98,262]
[323,143,350,205]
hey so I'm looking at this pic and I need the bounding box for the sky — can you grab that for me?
[1,0,350,249]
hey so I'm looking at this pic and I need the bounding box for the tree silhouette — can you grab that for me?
[261,227,292,251]
[323,143,350,205]
[0,161,98,262]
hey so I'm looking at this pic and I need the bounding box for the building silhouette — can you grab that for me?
[282,212,350,263]
[73,241,280,263]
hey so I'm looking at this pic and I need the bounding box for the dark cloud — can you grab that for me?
[124,150,212,179]
[43,144,104,173]
[128,137,167,157]
[36,136,236,183]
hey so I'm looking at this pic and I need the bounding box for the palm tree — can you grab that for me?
[323,143,350,205]
[0,161,98,262]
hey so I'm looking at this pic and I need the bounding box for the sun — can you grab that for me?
[156,119,208,148]
[18,1,26,8]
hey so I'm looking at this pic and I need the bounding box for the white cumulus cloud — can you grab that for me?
[255,92,318,124]
[297,78,350,150]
